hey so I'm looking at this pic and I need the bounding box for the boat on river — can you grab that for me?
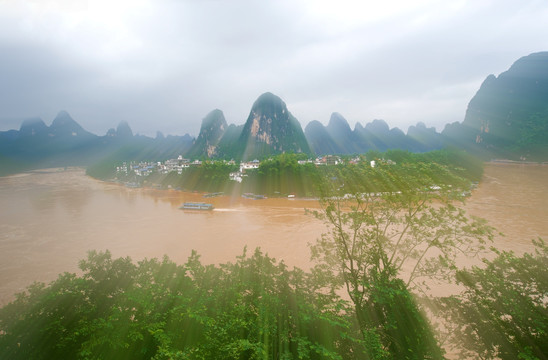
[203,192,223,198]
[179,202,214,211]
[242,193,266,200]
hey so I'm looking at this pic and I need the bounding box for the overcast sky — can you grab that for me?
[0,0,547,137]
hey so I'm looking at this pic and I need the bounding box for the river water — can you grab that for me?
[1,164,547,304]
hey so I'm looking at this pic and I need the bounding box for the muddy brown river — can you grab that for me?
[1,163,547,304]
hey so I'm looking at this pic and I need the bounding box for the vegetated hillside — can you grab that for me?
[185,109,228,159]
[236,92,311,160]
[304,120,341,155]
[443,51,548,160]
[174,93,312,161]
[214,124,244,159]
[307,52,548,159]
[325,112,360,154]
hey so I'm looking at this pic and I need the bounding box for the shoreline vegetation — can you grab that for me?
[1,149,547,359]
[86,149,485,199]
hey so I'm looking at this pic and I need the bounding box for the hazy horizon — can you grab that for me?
[1,1,547,137]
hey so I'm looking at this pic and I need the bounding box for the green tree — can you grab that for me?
[243,153,321,196]
[309,160,494,359]
[440,239,548,360]
[0,249,367,359]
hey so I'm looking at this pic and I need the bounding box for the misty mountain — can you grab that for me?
[19,118,48,137]
[215,124,244,159]
[306,116,443,155]
[48,111,95,139]
[0,111,194,176]
[364,119,397,151]
[183,93,312,160]
[3,50,548,176]
[115,121,134,138]
[236,92,311,160]
[407,122,444,152]
[326,113,360,153]
[106,121,135,139]
[304,120,341,155]
[306,53,548,158]
[186,109,228,159]
[442,51,548,160]
[0,111,99,170]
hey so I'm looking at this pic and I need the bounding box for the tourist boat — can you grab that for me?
[203,192,223,198]
[242,193,266,200]
[179,202,214,211]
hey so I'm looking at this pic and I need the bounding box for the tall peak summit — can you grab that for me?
[116,121,133,138]
[49,111,90,137]
[19,117,47,136]
[238,92,310,160]
[187,109,228,158]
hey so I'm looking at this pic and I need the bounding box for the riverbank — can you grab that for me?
[489,159,548,165]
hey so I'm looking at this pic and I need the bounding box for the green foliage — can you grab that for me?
[383,149,484,182]
[0,249,366,360]
[86,141,184,180]
[242,149,481,198]
[310,158,494,358]
[514,111,548,160]
[162,161,238,193]
[86,149,482,201]
[243,153,321,197]
[359,275,442,359]
[440,239,548,360]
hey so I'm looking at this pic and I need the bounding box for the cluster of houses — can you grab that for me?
[229,159,260,183]
[116,155,378,180]
[116,156,199,177]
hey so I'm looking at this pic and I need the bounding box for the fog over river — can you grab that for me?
[1,164,547,304]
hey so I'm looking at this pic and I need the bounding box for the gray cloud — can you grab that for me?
[1,0,547,137]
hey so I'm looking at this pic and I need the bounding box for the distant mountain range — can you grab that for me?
[305,114,443,155]
[0,111,193,175]
[1,51,547,175]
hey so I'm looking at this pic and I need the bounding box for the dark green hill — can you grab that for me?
[407,122,443,152]
[304,120,340,155]
[186,109,228,159]
[326,112,360,153]
[237,92,311,160]
[359,119,393,152]
[305,117,444,156]
[215,124,244,159]
[443,52,548,160]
